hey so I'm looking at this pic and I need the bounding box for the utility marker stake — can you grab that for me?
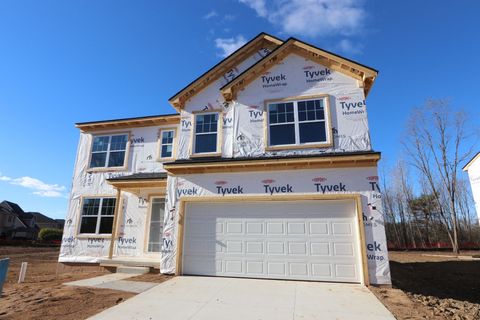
[18,262,27,283]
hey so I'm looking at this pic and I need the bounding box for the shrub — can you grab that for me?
[38,228,63,241]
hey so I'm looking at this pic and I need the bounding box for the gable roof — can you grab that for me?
[29,212,58,224]
[168,32,284,110]
[463,152,480,171]
[220,37,378,100]
[0,200,25,215]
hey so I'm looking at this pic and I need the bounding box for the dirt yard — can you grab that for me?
[371,251,480,319]
[0,246,171,320]
[1,247,479,319]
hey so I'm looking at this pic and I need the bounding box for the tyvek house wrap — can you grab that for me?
[59,126,170,263]
[60,48,391,285]
[177,53,371,159]
[160,167,391,285]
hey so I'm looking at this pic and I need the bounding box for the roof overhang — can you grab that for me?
[220,38,378,101]
[76,114,180,132]
[106,173,168,195]
[164,152,381,175]
[463,152,480,171]
[168,33,284,111]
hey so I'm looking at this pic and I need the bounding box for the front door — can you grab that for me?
[147,197,165,253]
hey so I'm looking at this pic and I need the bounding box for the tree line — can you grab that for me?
[381,99,479,253]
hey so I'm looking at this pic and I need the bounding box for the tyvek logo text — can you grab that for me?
[261,72,287,89]
[303,66,333,83]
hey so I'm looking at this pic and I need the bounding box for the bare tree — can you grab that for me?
[403,99,474,253]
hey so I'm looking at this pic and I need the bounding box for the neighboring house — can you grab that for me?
[463,152,480,224]
[59,33,391,285]
[0,201,62,239]
[30,212,64,230]
[0,201,36,239]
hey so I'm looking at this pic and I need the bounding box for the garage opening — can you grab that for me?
[181,199,363,283]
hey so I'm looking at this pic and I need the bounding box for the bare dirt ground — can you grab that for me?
[1,247,479,319]
[371,251,480,319]
[0,246,170,320]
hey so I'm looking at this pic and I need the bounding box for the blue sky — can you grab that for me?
[0,0,479,219]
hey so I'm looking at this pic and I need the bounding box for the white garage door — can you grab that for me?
[182,200,362,283]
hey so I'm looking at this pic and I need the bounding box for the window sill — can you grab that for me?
[190,152,222,158]
[265,142,333,151]
[76,234,112,239]
[86,166,128,173]
[157,157,175,163]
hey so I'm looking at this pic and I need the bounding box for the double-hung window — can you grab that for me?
[194,113,219,154]
[90,134,128,168]
[79,197,116,235]
[159,129,175,159]
[267,97,330,148]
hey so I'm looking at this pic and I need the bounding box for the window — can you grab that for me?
[194,113,219,154]
[79,197,116,235]
[147,198,165,253]
[267,97,329,147]
[90,134,128,168]
[159,129,175,159]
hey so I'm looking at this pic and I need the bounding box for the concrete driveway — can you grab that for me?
[89,276,395,320]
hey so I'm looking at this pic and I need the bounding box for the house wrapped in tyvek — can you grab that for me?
[59,33,391,285]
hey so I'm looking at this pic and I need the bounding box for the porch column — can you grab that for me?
[108,187,122,259]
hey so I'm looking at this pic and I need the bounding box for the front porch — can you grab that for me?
[102,172,168,268]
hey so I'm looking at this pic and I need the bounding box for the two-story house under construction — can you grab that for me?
[59,33,391,285]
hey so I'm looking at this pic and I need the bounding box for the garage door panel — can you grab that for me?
[310,242,330,255]
[266,222,285,235]
[246,261,264,274]
[331,222,353,235]
[309,222,329,235]
[246,222,264,234]
[246,241,264,254]
[183,200,361,283]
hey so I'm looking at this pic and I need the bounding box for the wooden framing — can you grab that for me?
[106,179,167,196]
[157,127,178,162]
[175,193,370,286]
[75,194,117,239]
[463,151,480,171]
[189,109,223,158]
[263,94,333,151]
[76,114,180,132]
[220,38,378,101]
[164,153,380,175]
[168,33,283,111]
[86,131,132,173]
[108,188,122,259]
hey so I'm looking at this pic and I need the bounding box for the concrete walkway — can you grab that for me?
[89,276,395,320]
[65,273,158,293]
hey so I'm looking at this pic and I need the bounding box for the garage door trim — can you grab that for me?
[175,194,369,285]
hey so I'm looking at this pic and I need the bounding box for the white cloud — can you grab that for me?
[214,35,247,57]
[336,39,362,55]
[239,0,366,38]
[1,174,67,198]
[224,14,235,21]
[239,0,268,17]
[203,10,218,19]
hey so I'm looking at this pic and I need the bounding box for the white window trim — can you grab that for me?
[190,111,223,157]
[78,197,116,236]
[87,132,131,171]
[157,128,177,161]
[265,95,332,151]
